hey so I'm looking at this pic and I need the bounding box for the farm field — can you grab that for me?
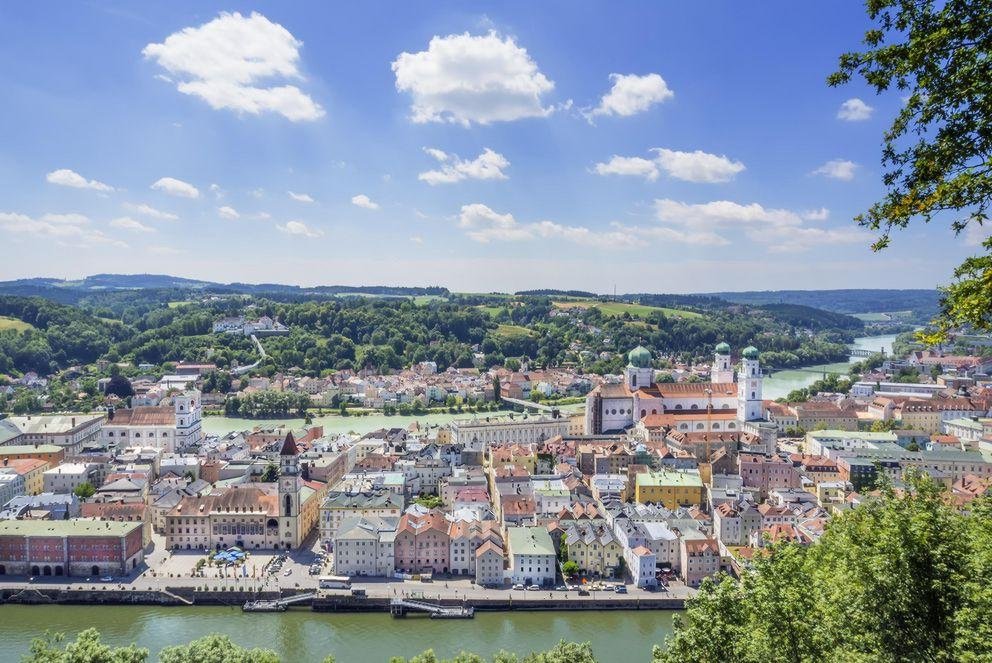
[495,324,537,338]
[0,316,33,332]
[552,300,702,319]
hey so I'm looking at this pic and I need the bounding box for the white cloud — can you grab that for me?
[123,202,178,220]
[0,211,126,248]
[457,203,639,247]
[351,194,379,210]
[277,220,323,238]
[218,205,240,220]
[802,208,830,221]
[45,169,113,192]
[585,73,673,119]
[143,11,324,122]
[812,159,858,181]
[410,236,424,245]
[965,223,992,247]
[652,149,745,183]
[151,177,200,198]
[392,31,555,126]
[837,98,874,121]
[288,191,314,203]
[110,217,155,233]
[652,198,862,251]
[593,148,744,183]
[209,183,225,198]
[419,147,510,185]
[593,156,659,181]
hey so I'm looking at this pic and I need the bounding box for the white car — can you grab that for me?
[100,576,113,582]
[283,569,292,576]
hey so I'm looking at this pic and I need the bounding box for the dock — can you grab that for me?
[389,598,474,619]
[243,591,316,613]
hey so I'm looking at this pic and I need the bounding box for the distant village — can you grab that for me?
[0,337,990,598]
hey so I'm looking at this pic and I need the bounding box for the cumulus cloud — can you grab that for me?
[593,156,660,181]
[110,217,155,233]
[585,73,673,120]
[123,202,178,220]
[142,11,324,122]
[45,169,113,192]
[351,194,380,210]
[0,211,126,248]
[457,203,639,247]
[392,31,556,126]
[218,205,240,220]
[593,148,745,183]
[276,220,323,238]
[653,198,861,251]
[419,147,510,185]
[288,191,314,203]
[837,98,874,121]
[151,177,200,198]
[812,159,858,181]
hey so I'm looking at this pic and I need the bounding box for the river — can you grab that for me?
[0,605,675,662]
[762,333,898,400]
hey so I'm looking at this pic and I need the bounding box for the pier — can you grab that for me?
[243,591,316,613]
[389,598,474,619]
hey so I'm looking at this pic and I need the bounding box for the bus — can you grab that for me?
[318,575,352,590]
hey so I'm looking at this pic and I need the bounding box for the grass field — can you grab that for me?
[0,316,33,332]
[167,301,194,308]
[495,324,537,338]
[552,300,702,319]
[477,305,507,317]
[413,295,447,305]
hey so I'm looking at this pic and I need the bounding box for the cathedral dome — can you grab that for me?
[742,346,760,360]
[627,345,652,368]
[715,342,731,354]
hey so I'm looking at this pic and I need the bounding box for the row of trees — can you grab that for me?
[24,631,597,663]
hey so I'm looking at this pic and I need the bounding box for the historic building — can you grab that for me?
[101,390,203,453]
[584,344,764,435]
[165,433,318,550]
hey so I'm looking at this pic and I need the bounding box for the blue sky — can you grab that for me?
[0,2,975,292]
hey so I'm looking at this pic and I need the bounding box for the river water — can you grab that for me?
[0,605,675,662]
[762,333,897,400]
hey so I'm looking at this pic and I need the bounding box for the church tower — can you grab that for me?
[712,342,733,383]
[625,346,655,390]
[278,432,301,549]
[737,346,764,421]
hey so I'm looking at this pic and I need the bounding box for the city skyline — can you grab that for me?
[0,2,974,292]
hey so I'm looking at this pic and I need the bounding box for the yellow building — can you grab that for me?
[3,459,50,495]
[564,523,623,577]
[634,470,705,509]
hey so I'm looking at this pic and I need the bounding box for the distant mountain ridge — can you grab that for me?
[707,289,940,314]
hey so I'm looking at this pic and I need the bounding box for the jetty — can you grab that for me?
[389,597,474,619]
[243,591,316,613]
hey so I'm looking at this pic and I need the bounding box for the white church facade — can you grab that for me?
[584,344,764,435]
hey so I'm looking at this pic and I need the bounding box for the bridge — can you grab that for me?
[389,597,474,619]
[850,348,885,358]
[243,591,316,612]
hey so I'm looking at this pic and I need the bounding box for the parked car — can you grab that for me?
[614,585,628,594]
[512,583,525,590]
[526,585,540,591]
[100,576,113,582]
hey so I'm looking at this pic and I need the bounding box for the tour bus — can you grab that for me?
[318,575,352,590]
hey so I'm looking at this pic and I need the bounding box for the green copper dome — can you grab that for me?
[742,346,760,360]
[627,345,652,368]
[714,342,731,354]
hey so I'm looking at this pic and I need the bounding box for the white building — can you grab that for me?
[507,526,556,586]
[101,391,203,453]
[332,515,397,577]
[449,416,571,452]
[42,463,94,494]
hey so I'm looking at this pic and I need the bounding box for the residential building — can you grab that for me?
[507,526,556,586]
[1,414,104,454]
[634,470,705,509]
[0,520,144,577]
[332,515,398,577]
[319,489,404,548]
[679,537,721,588]
[394,508,450,574]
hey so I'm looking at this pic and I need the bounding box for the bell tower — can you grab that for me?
[278,432,301,548]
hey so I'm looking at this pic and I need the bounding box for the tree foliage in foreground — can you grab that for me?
[22,630,594,663]
[830,0,992,340]
[654,473,992,663]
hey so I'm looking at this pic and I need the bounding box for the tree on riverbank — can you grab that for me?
[23,630,597,663]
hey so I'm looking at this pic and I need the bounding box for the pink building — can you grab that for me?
[739,453,801,499]
[679,537,721,588]
[394,509,450,574]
